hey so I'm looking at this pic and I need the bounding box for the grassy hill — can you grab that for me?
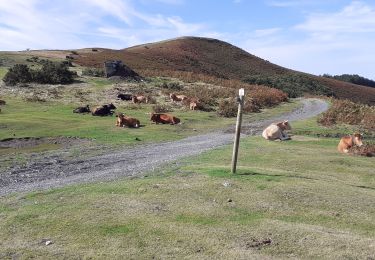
[72,37,375,105]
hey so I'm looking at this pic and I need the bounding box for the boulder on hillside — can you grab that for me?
[103,60,141,81]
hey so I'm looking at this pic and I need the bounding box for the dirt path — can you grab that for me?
[0,98,328,196]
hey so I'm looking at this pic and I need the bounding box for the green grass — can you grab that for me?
[0,67,8,80]
[0,97,236,145]
[0,118,374,259]
[0,97,301,150]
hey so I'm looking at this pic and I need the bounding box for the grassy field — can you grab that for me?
[0,97,300,146]
[0,118,374,259]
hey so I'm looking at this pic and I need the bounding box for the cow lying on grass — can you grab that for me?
[116,113,140,128]
[338,133,363,153]
[132,95,149,104]
[92,103,116,116]
[170,93,188,102]
[117,94,133,101]
[262,120,292,141]
[150,113,180,125]
[73,105,90,113]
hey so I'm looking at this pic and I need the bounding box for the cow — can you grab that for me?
[0,100,6,105]
[92,103,116,116]
[116,113,140,128]
[188,98,200,110]
[73,105,90,113]
[117,94,133,101]
[170,93,188,102]
[338,133,363,153]
[150,113,180,125]
[132,95,149,104]
[262,120,292,141]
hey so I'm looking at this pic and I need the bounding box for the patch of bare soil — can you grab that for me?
[0,136,91,149]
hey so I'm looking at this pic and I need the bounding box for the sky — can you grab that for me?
[0,0,374,79]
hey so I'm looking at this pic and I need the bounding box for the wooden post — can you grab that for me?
[231,88,245,174]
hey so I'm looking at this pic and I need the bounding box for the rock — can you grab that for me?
[45,240,52,246]
[223,181,231,187]
[227,198,233,203]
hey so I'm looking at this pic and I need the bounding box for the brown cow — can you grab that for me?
[0,100,6,105]
[189,98,200,110]
[262,120,292,140]
[170,93,188,102]
[92,103,116,116]
[116,113,140,128]
[132,95,149,104]
[338,133,363,153]
[150,113,180,125]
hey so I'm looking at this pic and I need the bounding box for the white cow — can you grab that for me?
[262,120,291,141]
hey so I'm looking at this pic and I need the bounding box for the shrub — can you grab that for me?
[156,81,183,91]
[152,104,173,113]
[318,99,375,130]
[217,98,237,117]
[32,60,76,84]
[3,64,32,85]
[82,67,105,77]
[243,73,331,97]
[3,61,76,85]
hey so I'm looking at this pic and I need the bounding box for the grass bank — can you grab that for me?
[0,117,374,259]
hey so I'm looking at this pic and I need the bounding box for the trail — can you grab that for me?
[0,98,329,196]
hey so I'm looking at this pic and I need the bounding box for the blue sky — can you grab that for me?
[0,0,374,79]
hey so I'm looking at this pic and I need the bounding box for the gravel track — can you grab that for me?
[0,98,328,196]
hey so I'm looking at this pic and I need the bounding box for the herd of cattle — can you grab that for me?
[72,92,189,126]
[0,96,368,155]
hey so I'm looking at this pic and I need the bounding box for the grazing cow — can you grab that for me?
[117,94,133,101]
[92,103,116,116]
[262,120,292,141]
[132,95,149,104]
[338,133,363,153]
[116,113,140,128]
[170,93,188,102]
[73,105,90,113]
[0,100,6,105]
[150,113,180,125]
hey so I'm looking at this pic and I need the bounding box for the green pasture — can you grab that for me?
[0,98,231,145]
[0,117,374,259]
[0,97,301,147]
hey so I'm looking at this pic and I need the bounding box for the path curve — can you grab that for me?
[0,98,329,196]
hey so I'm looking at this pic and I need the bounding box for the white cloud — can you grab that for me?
[243,1,375,79]
[0,0,215,50]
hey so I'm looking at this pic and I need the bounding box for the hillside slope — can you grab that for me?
[73,37,375,104]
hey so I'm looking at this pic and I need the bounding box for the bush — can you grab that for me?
[318,99,375,130]
[217,98,237,117]
[82,67,105,77]
[3,64,32,86]
[243,73,331,97]
[2,61,76,85]
[32,61,76,84]
[157,81,183,91]
[152,104,173,113]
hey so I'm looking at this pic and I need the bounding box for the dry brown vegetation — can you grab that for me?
[319,99,375,130]
[73,37,375,105]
